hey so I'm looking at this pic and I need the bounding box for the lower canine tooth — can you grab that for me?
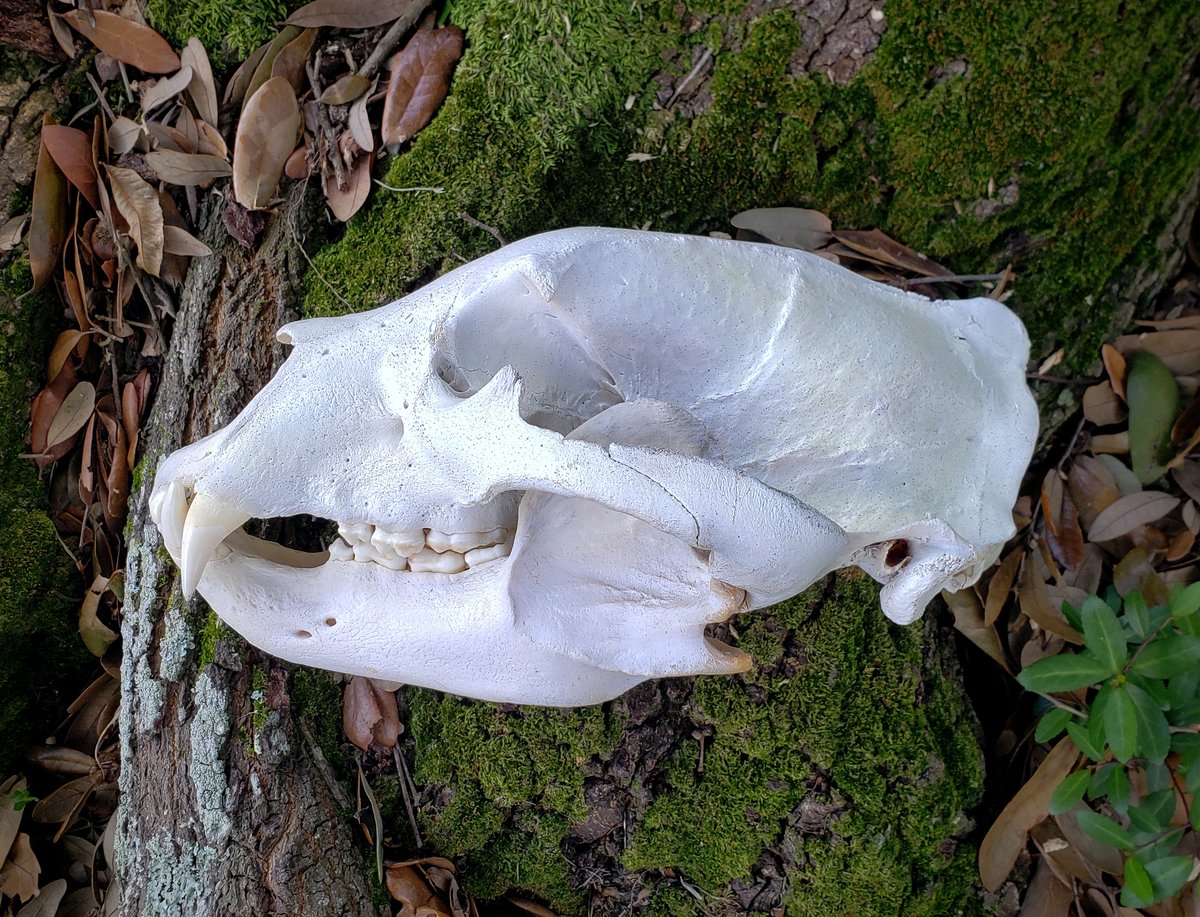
[408,547,467,574]
[180,493,250,598]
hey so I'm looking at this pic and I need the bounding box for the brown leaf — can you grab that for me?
[1167,526,1195,562]
[1094,454,1142,496]
[0,212,27,251]
[104,165,164,275]
[1018,558,1083,644]
[0,776,26,867]
[507,898,561,917]
[48,9,78,58]
[830,228,952,278]
[323,150,373,222]
[233,77,300,210]
[343,676,401,750]
[943,586,1011,673]
[978,738,1079,892]
[349,88,375,153]
[144,150,232,186]
[380,27,464,147]
[1052,812,1122,875]
[46,380,95,450]
[103,423,130,529]
[730,208,832,251]
[30,361,79,467]
[0,833,41,902]
[385,864,452,914]
[30,775,92,834]
[1088,491,1179,542]
[41,125,99,209]
[284,144,310,180]
[80,575,118,657]
[195,119,228,159]
[109,116,145,156]
[244,27,303,108]
[1017,858,1075,917]
[1089,431,1128,454]
[1112,546,1169,604]
[1082,381,1125,426]
[28,113,68,293]
[65,676,118,753]
[62,10,180,74]
[1041,473,1085,570]
[140,65,194,113]
[1116,329,1200,375]
[984,548,1023,627]
[46,329,87,381]
[162,224,212,257]
[1067,455,1119,531]
[180,38,219,126]
[287,0,427,28]
[1102,343,1127,401]
[17,878,68,917]
[224,40,271,108]
[319,73,370,106]
[1173,461,1200,503]
[23,745,95,777]
[270,28,316,93]
[145,120,193,154]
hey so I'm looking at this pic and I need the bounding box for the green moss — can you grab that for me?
[145,0,301,67]
[292,667,350,776]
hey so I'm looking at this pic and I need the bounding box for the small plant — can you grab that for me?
[1018,583,1200,908]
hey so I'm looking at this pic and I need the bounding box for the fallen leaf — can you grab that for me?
[1094,454,1142,496]
[195,119,227,159]
[46,329,88,380]
[1088,491,1179,542]
[62,10,180,74]
[23,745,95,777]
[104,164,164,275]
[343,676,401,750]
[1173,460,1200,503]
[270,28,316,93]
[0,833,40,902]
[1102,343,1127,401]
[730,207,832,251]
[0,776,26,867]
[507,898,561,917]
[48,8,77,58]
[985,548,1023,627]
[103,422,130,530]
[108,117,145,155]
[319,73,370,106]
[30,361,79,467]
[140,65,194,113]
[46,381,95,450]
[943,586,1011,672]
[144,150,232,186]
[29,775,92,834]
[65,675,118,753]
[1017,859,1073,917]
[1052,812,1123,875]
[17,878,68,917]
[1126,350,1179,483]
[0,213,27,251]
[1167,526,1195,561]
[380,27,464,147]
[233,77,300,210]
[323,150,373,222]
[1067,455,1119,530]
[1112,546,1168,603]
[146,120,194,154]
[28,114,68,293]
[79,575,118,657]
[41,125,99,209]
[978,739,1079,892]
[1082,381,1125,426]
[831,228,952,277]
[349,88,375,152]
[244,26,303,108]
[1018,557,1083,644]
[625,151,657,162]
[1089,431,1129,454]
[284,144,310,180]
[1042,476,1085,570]
[1116,329,1200,375]
[180,38,219,126]
[162,224,212,257]
[385,864,452,914]
[286,0,426,28]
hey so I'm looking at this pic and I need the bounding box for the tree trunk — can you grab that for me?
[113,191,386,917]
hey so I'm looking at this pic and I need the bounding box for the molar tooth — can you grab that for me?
[180,493,250,597]
[408,547,467,574]
[424,529,453,553]
[379,529,424,556]
[447,528,508,553]
[328,539,353,562]
[465,538,514,568]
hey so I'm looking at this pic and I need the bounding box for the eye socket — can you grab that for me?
[434,352,473,397]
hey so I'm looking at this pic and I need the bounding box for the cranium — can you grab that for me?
[149,228,1037,705]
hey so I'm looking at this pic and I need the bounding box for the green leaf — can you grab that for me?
[1126,350,1179,484]
[1170,582,1200,620]
[1081,595,1130,673]
[1122,854,1155,908]
[1146,855,1195,901]
[1062,600,1083,632]
[1127,683,1171,764]
[1170,699,1200,728]
[1191,790,1200,830]
[1124,591,1150,639]
[1133,635,1200,679]
[1068,722,1105,762]
[1167,668,1200,709]
[1139,826,1184,861]
[1076,809,1135,850]
[1049,769,1091,815]
[1128,789,1176,833]
[1104,684,1139,763]
[1018,653,1112,693]
[1035,708,1073,743]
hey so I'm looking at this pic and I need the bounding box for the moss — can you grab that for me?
[145,0,302,68]
[291,667,350,776]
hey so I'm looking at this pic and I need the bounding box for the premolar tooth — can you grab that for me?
[352,543,377,563]
[377,554,408,571]
[383,529,425,556]
[425,529,453,553]
[328,539,353,562]
[349,522,373,542]
[337,522,359,545]
[465,538,514,568]
[451,528,507,553]
[408,547,467,574]
[180,493,250,597]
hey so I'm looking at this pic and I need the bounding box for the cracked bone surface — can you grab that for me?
[149,227,1037,706]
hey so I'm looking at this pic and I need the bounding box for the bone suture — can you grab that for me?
[149,228,1038,705]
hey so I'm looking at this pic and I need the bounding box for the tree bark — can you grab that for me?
[113,190,386,917]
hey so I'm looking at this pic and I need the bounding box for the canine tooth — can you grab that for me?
[328,539,353,562]
[408,547,467,574]
[151,480,190,561]
[464,539,513,567]
[180,493,250,597]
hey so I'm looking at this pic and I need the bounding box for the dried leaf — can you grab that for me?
[284,144,310,180]
[286,0,425,28]
[1173,461,1200,503]
[1184,499,1200,534]
[180,38,219,126]
[831,228,952,277]
[1082,381,1125,426]
[380,27,464,147]
[324,151,373,222]
[1102,343,1127,401]
[103,423,130,530]
[46,381,95,450]
[343,676,401,750]
[730,207,832,251]
[1126,350,1179,483]
[104,165,164,276]
[1042,478,1085,570]
[1167,526,1195,561]
[41,125,99,209]
[349,88,375,153]
[62,10,180,74]
[80,576,118,657]
[978,739,1079,892]
[65,676,118,753]
[162,224,212,257]
[1112,546,1168,603]
[985,548,1023,627]
[30,776,91,832]
[0,776,26,867]
[15,878,67,917]
[1017,858,1074,917]
[24,745,95,777]
[507,898,561,917]
[1018,557,1083,643]
[140,65,194,113]
[145,120,193,154]
[109,117,145,156]
[1089,431,1129,454]
[943,586,1011,672]
[1116,329,1200,375]
[270,28,316,93]
[223,40,271,108]
[385,864,452,914]
[48,7,77,58]
[30,361,79,467]
[47,329,87,381]
[0,213,27,251]
[1088,491,1179,542]
[244,26,303,108]
[194,119,227,159]
[28,114,68,293]
[0,834,40,902]
[1095,455,1142,496]
[233,77,300,210]
[144,150,232,186]
[319,73,370,106]
[1067,455,1119,530]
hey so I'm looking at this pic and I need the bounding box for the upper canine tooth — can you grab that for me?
[151,480,190,563]
[180,493,250,598]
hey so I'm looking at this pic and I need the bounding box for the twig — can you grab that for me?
[1027,373,1100,386]
[458,211,505,246]
[900,272,1006,287]
[666,46,712,109]
[306,60,347,192]
[356,756,385,885]
[358,0,433,80]
[392,745,424,848]
[287,203,355,314]
[374,181,444,193]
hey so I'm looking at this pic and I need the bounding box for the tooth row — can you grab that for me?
[329,523,513,572]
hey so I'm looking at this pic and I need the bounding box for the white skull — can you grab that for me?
[149,228,1037,705]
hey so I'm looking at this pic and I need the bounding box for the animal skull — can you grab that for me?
[149,228,1037,705]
